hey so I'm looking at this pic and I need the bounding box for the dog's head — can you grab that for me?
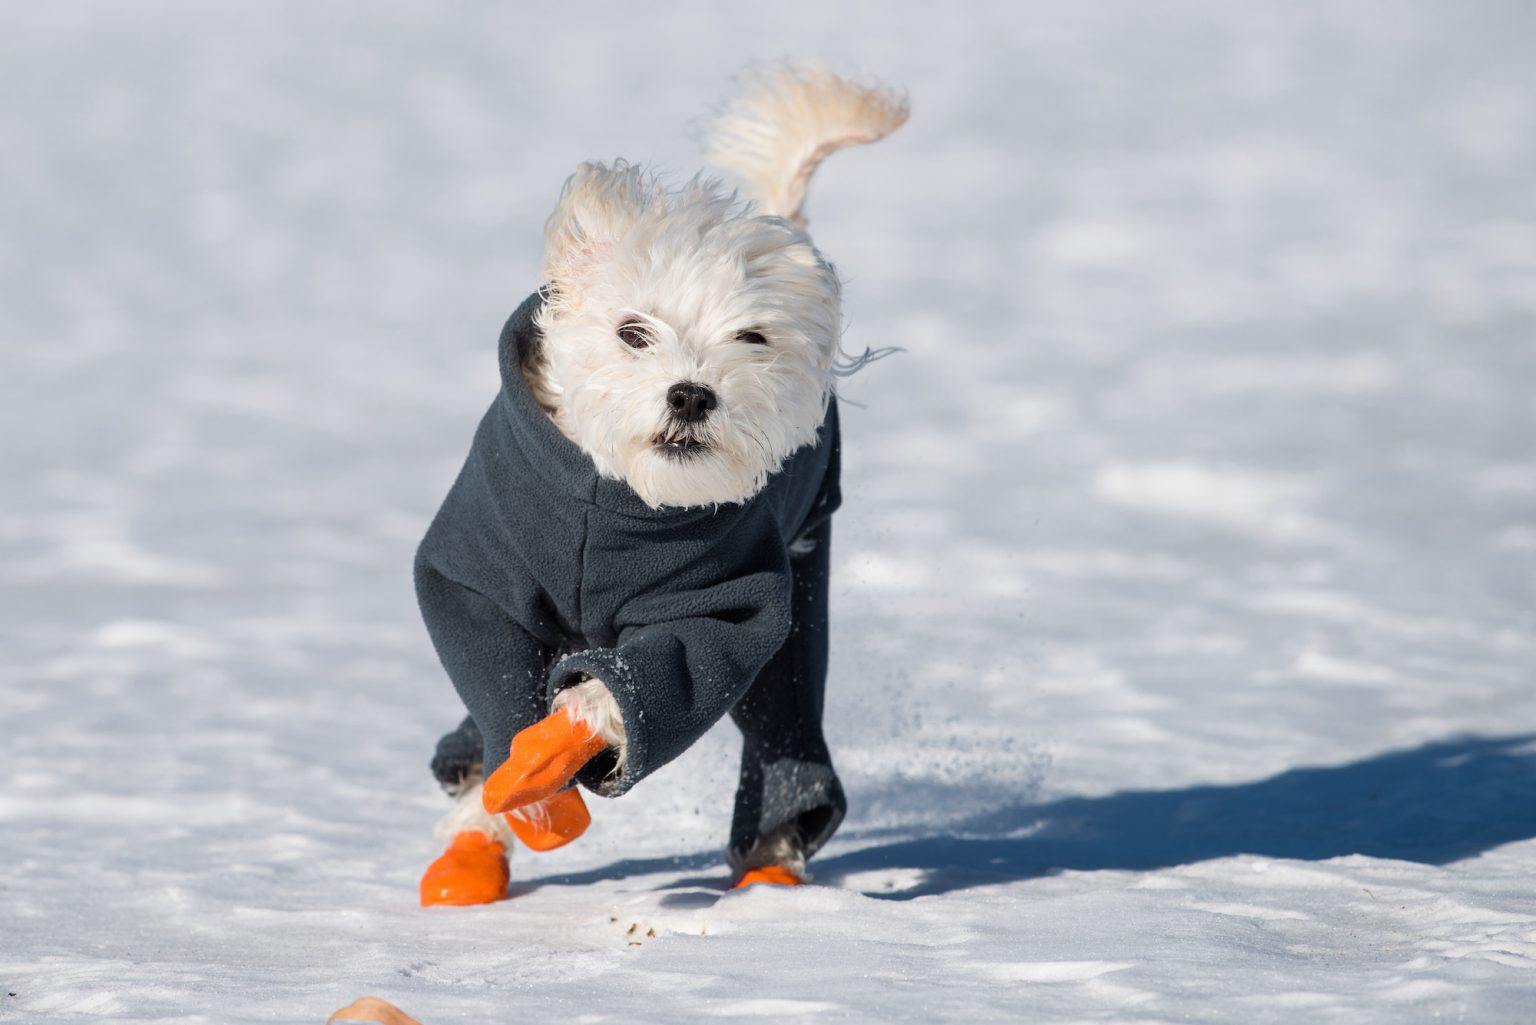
[530,161,841,509]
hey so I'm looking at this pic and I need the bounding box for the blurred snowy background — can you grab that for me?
[2,2,1534,1022]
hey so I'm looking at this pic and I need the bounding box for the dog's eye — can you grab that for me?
[617,320,652,349]
[736,330,768,346]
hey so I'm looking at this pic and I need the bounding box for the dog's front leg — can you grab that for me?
[480,678,625,814]
[552,676,628,772]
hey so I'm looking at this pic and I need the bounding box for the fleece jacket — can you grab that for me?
[415,291,846,863]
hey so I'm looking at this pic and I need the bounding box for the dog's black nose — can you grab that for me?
[667,382,717,423]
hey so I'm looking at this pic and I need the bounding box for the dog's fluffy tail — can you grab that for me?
[705,66,909,228]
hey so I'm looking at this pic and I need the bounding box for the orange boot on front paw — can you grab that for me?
[505,786,592,852]
[482,708,608,814]
[419,831,509,907]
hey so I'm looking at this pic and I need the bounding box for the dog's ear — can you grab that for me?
[542,161,659,302]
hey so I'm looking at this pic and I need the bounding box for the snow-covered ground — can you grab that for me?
[3,3,1535,1022]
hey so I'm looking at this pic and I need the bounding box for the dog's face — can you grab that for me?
[531,162,841,509]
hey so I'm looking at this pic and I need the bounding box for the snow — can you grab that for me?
[3,2,1534,1022]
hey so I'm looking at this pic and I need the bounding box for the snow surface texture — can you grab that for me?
[3,2,1534,1022]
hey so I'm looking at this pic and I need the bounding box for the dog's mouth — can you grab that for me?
[652,428,710,458]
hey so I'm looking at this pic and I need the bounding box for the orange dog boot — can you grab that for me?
[734,865,804,888]
[482,708,607,814]
[505,786,592,852]
[419,831,509,907]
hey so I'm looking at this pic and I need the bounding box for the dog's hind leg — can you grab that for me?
[429,716,482,796]
[727,519,846,886]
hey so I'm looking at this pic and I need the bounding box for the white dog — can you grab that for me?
[415,67,907,904]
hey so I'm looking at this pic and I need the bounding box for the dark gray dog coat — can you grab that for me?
[415,292,846,865]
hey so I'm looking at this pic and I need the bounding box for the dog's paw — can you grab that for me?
[430,717,484,794]
[729,822,809,885]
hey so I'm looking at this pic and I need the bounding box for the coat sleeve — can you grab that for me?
[548,550,794,797]
[414,552,552,776]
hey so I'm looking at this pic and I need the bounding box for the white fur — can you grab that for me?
[553,678,628,776]
[730,823,809,880]
[706,66,910,227]
[434,775,515,848]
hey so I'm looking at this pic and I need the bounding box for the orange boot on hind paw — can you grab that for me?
[419,831,509,907]
[505,786,591,851]
[482,708,608,814]
[734,865,805,888]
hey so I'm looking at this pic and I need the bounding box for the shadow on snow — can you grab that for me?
[815,733,1536,899]
[523,734,1536,901]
